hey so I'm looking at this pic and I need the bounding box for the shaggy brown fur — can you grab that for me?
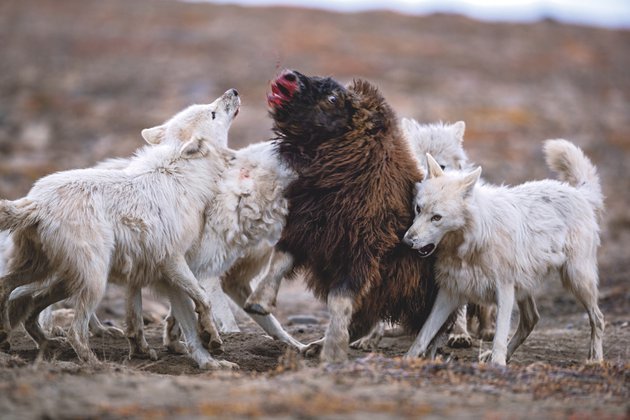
[269,70,438,339]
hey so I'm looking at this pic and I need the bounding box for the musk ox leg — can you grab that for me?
[447,305,473,349]
[244,250,293,316]
[321,293,354,363]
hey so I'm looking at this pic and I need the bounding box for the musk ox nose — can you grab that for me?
[282,71,297,82]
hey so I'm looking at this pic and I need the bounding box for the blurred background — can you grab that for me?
[0,0,628,311]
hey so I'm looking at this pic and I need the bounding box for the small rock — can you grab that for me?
[287,315,321,325]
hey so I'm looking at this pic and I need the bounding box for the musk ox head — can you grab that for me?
[267,70,395,164]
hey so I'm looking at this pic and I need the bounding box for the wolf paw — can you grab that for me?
[96,326,125,339]
[129,345,159,361]
[218,360,239,370]
[301,339,324,358]
[166,340,188,355]
[447,333,473,349]
[478,328,495,342]
[350,336,379,351]
[50,326,67,337]
[478,350,492,363]
[196,354,238,371]
[478,350,506,366]
[200,331,224,356]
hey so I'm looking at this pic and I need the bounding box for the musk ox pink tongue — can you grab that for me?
[267,92,283,108]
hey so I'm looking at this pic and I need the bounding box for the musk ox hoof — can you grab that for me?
[243,302,272,316]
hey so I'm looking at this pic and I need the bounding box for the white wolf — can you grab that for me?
[0,136,239,369]
[403,140,605,365]
[0,90,247,369]
[139,104,306,355]
[5,90,244,351]
[351,119,491,351]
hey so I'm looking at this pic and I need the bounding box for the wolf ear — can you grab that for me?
[180,137,208,159]
[460,166,481,197]
[141,125,166,145]
[426,153,445,179]
[453,121,466,144]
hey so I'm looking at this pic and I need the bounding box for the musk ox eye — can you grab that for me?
[327,95,337,104]
[431,214,442,222]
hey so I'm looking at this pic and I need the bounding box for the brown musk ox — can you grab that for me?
[245,70,439,363]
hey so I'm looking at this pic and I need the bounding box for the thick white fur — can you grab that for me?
[144,106,306,353]
[404,140,605,365]
[0,137,240,369]
[401,119,469,172]
[5,90,243,343]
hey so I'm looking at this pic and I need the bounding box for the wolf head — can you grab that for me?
[403,153,482,257]
[401,119,468,173]
[267,70,396,168]
[141,88,240,148]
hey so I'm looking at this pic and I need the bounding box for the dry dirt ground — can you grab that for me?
[0,0,629,418]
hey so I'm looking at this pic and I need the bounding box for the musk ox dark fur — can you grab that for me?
[261,70,439,361]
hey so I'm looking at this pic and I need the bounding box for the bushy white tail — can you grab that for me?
[544,139,604,221]
[0,198,38,232]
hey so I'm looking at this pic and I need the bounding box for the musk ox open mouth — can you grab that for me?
[267,70,300,110]
[418,243,436,257]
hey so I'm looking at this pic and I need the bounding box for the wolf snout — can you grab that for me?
[402,233,416,247]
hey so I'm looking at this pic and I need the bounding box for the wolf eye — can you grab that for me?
[327,95,337,104]
[431,214,442,222]
[440,164,446,170]
[415,204,421,214]
[211,111,216,120]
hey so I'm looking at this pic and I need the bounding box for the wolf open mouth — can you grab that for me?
[418,243,436,257]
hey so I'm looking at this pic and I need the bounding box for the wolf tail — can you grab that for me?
[0,198,38,232]
[544,139,604,221]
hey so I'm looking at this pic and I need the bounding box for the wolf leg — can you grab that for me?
[406,289,460,358]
